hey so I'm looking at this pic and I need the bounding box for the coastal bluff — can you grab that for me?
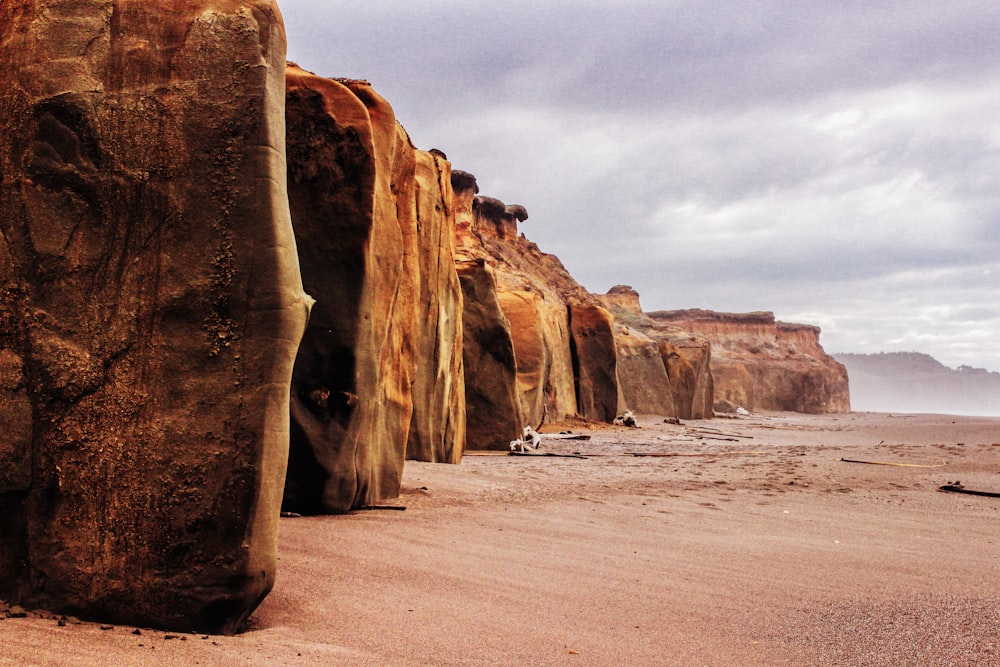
[649,309,850,414]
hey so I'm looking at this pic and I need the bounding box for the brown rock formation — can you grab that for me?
[283,65,465,512]
[407,151,466,464]
[0,0,308,633]
[569,305,621,422]
[457,260,524,449]
[608,325,676,417]
[598,286,714,420]
[496,290,551,427]
[454,174,622,436]
[649,309,850,414]
[660,337,715,420]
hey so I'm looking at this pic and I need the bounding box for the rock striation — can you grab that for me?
[648,310,850,414]
[407,151,466,464]
[0,0,308,633]
[597,287,714,420]
[283,65,465,513]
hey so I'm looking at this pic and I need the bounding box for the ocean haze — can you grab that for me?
[281,1,1000,373]
[835,352,1000,417]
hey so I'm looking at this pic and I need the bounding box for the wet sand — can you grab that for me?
[2,412,999,666]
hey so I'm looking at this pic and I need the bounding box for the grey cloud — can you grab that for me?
[282,1,1000,373]
[286,2,1000,114]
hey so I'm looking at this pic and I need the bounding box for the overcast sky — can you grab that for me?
[281,1,1000,373]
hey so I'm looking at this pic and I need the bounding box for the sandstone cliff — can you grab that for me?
[648,310,850,414]
[597,287,714,419]
[283,65,465,514]
[453,175,622,448]
[0,0,308,633]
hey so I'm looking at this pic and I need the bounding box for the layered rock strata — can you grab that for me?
[597,286,715,420]
[283,65,465,513]
[649,309,850,414]
[0,0,307,633]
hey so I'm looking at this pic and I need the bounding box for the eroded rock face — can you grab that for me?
[283,66,465,511]
[0,0,307,633]
[660,336,715,420]
[611,326,676,417]
[496,289,577,429]
[569,304,621,422]
[407,151,465,464]
[455,177,622,431]
[649,309,850,414]
[457,260,523,449]
[497,291,550,426]
[598,286,714,420]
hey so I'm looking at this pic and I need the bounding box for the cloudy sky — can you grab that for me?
[281,1,1000,373]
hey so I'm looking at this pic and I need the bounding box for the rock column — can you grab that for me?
[0,0,308,633]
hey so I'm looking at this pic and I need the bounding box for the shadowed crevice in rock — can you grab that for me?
[283,65,465,511]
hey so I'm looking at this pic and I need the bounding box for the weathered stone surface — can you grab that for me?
[611,326,676,417]
[598,286,715,419]
[496,289,577,429]
[457,260,523,449]
[569,304,621,422]
[649,309,850,414]
[660,336,715,420]
[497,291,549,426]
[283,66,465,509]
[0,350,32,493]
[284,68,409,512]
[407,151,465,464]
[455,177,621,427]
[0,0,308,633]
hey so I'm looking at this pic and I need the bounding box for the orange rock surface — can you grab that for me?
[649,309,850,414]
[454,175,626,440]
[598,286,715,419]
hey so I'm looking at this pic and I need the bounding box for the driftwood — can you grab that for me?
[627,451,769,458]
[939,485,1000,498]
[685,427,754,440]
[534,404,548,433]
[840,457,946,468]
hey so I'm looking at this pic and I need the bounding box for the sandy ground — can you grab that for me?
[2,411,999,666]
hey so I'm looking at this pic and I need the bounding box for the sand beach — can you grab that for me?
[2,412,998,666]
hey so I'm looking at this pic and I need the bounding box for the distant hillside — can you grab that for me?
[834,352,1000,416]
